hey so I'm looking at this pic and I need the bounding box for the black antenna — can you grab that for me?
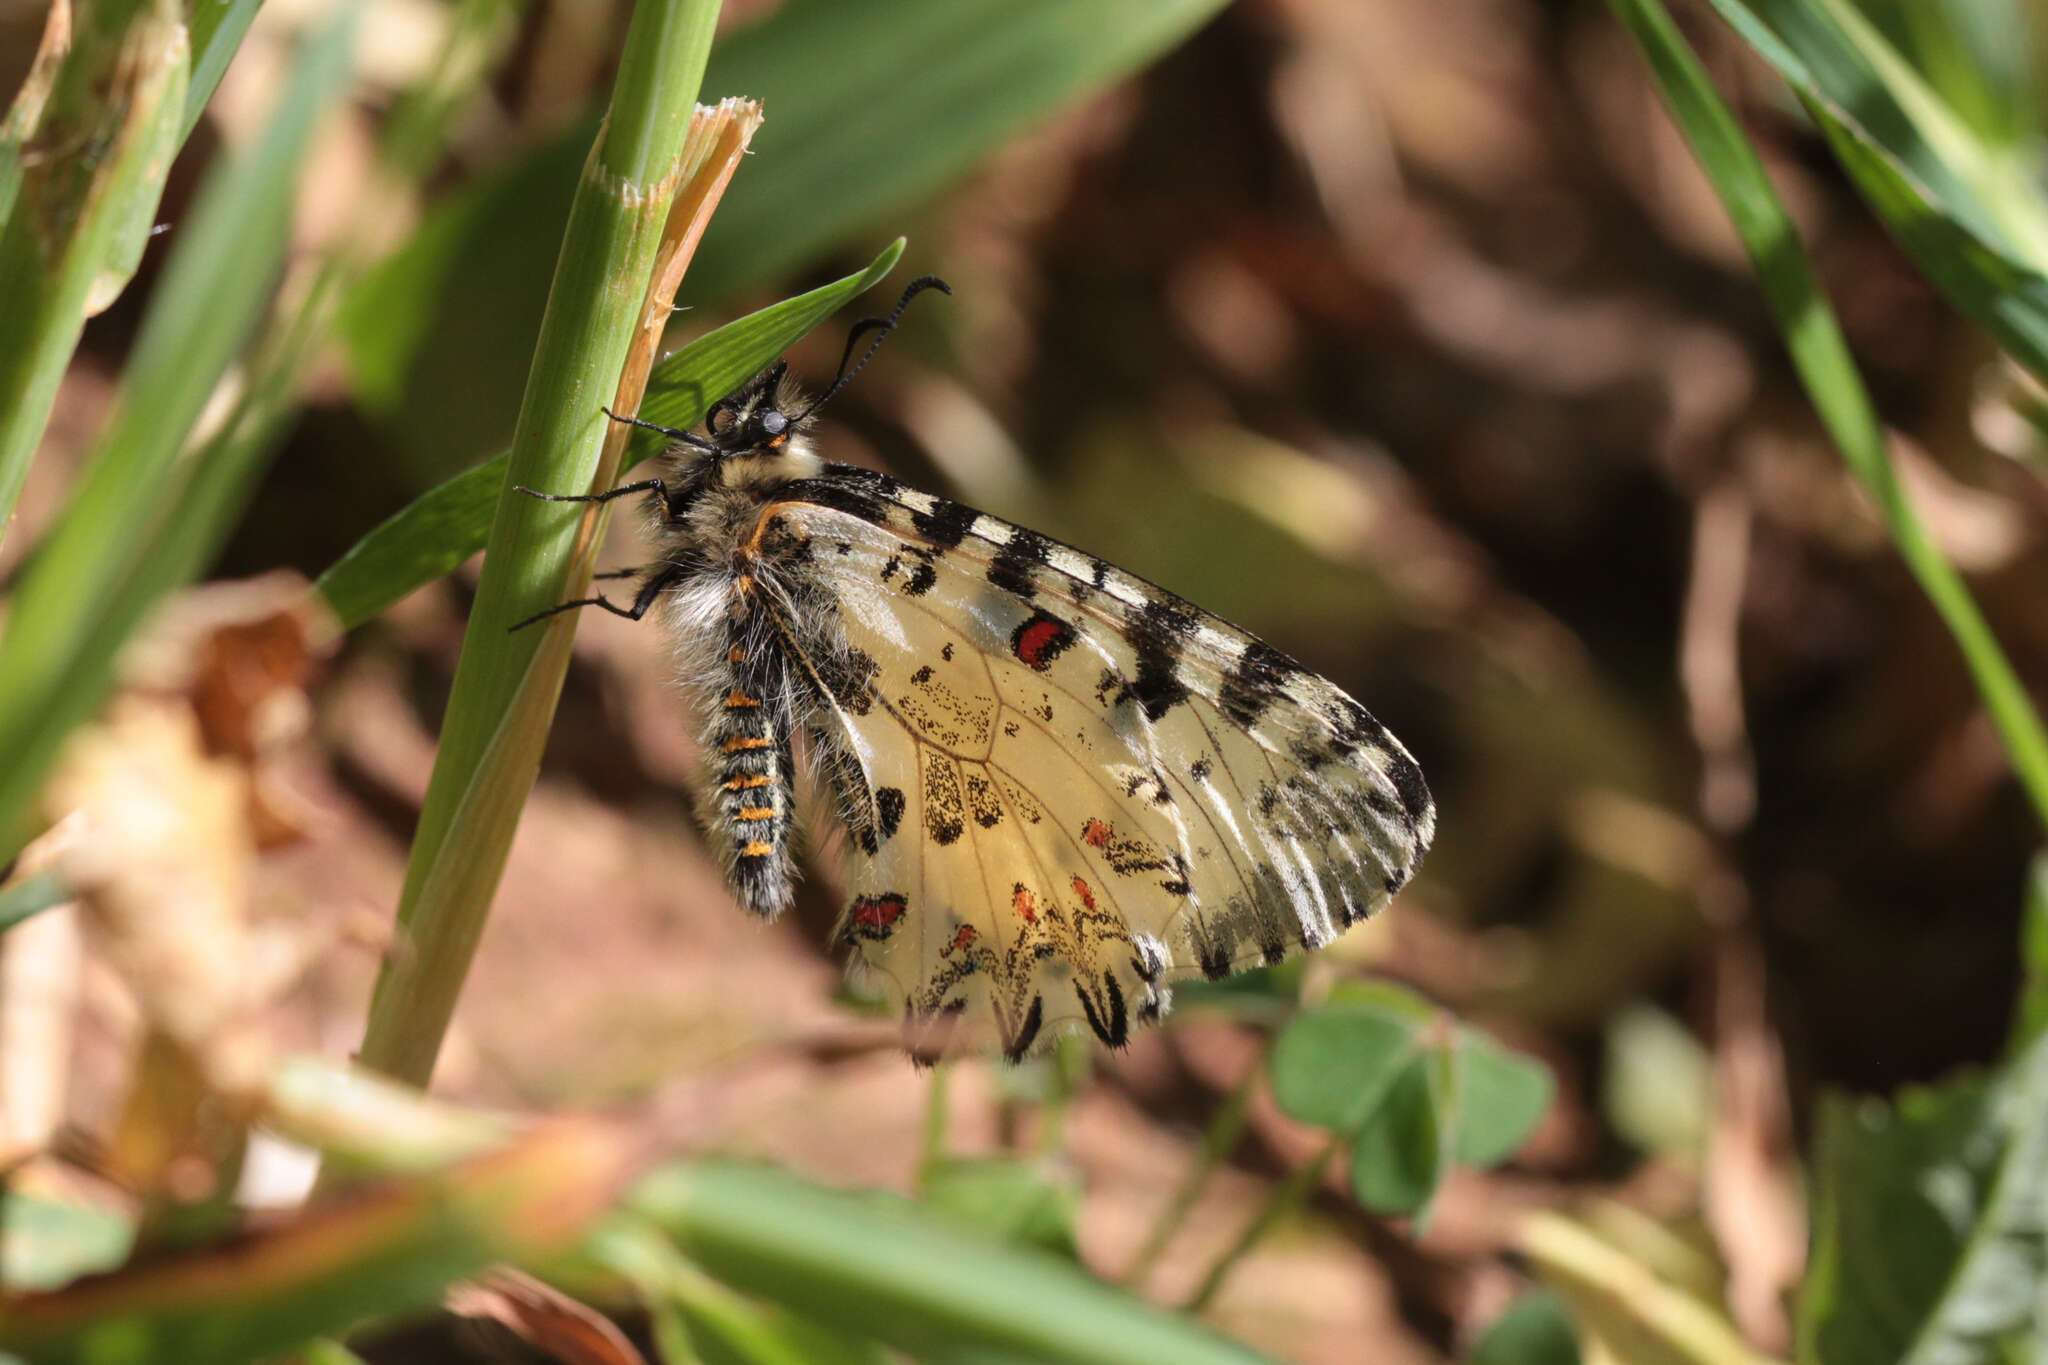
[601,405,720,454]
[796,275,951,423]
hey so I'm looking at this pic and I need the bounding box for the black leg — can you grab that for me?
[515,478,667,507]
[508,563,684,633]
[591,567,641,580]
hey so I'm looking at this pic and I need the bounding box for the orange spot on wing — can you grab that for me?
[944,924,978,956]
[1082,818,1113,848]
[1012,883,1038,922]
[1070,876,1097,913]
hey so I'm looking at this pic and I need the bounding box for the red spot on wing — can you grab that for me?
[1012,883,1038,922]
[1082,818,1113,848]
[847,894,907,941]
[1070,876,1098,913]
[944,924,979,957]
[1011,611,1076,671]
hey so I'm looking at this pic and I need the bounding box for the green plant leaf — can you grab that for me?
[1610,0,2048,836]
[1470,1290,1584,1365]
[313,240,903,631]
[0,1119,640,1365]
[1453,1033,1554,1168]
[0,871,70,934]
[1523,1211,1769,1365]
[183,0,265,141]
[0,3,359,862]
[2014,852,2048,1055]
[597,1219,889,1365]
[1268,1004,1418,1133]
[1270,991,1550,1225]
[339,0,1230,472]
[1797,1030,2048,1365]
[1347,1054,1442,1218]
[632,1161,1275,1365]
[920,1156,1080,1260]
[1702,0,2048,385]
[1,1190,135,1292]
[1855,0,2039,149]
[0,0,189,536]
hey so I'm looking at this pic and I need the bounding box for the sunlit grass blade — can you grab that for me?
[0,0,187,538]
[1609,0,2048,834]
[1522,1210,1772,1364]
[351,0,725,1091]
[0,1119,639,1365]
[182,0,265,141]
[631,1161,1276,1365]
[1703,0,2048,384]
[596,1221,890,1365]
[314,240,903,630]
[339,0,1231,474]
[0,6,359,863]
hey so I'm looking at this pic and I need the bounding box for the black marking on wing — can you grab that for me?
[816,645,879,716]
[1386,747,1432,823]
[1218,640,1299,730]
[1120,598,1196,722]
[875,786,905,842]
[1075,971,1129,1047]
[1003,994,1046,1062]
[923,752,965,846]
[912,498,978,548]
[780,474,886,523]
[965,771,1004,828]
[987,527,1053,598]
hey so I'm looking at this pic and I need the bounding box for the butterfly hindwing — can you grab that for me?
[752,466,1434,1057]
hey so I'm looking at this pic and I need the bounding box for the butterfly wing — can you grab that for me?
[755,466,1434,1057]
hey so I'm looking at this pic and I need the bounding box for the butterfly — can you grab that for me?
[517,278,1435,1060]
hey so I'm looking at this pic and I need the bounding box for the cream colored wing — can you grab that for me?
[761,467,1434,1058]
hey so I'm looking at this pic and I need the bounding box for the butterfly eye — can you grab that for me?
[760,410,789,438]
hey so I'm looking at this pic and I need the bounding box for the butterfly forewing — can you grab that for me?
[756,468,1434,1056]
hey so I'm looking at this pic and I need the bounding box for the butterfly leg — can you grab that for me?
[507,562,682,632]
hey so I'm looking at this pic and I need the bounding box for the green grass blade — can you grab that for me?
[1703,0,2048,385]
[0,4,73,227]
[1710,0,2048,259]
[0,1119,636,1365]
[0,871,70,934]
[0,0,188,538]
[338,0,1229,475]
[632,1161,1276,1365]
[1609,0,2048,834]
[684,0,1228,292]
[0,5,359,862]
[314,241,902,630]
[182,0,266,141]
[352,0,721,1089]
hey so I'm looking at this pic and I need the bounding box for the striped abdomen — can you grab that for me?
[705,596,799,916]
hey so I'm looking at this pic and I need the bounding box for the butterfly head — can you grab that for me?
[672,277,954,493]
[692,361,822,488]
